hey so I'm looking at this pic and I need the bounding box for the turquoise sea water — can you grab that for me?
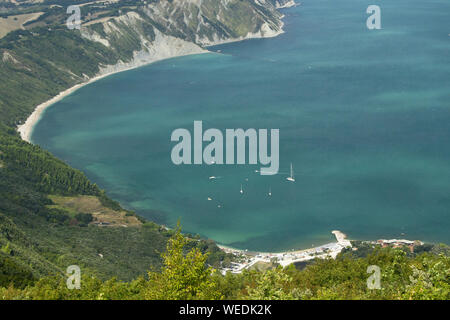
[33,0,450,251]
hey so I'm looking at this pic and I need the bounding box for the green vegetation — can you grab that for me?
[1,228,448,300]
[0,27,120,126]
[144,225,222,300]
[47,195,142,227]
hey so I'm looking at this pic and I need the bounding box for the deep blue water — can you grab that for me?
[33,0,450,251]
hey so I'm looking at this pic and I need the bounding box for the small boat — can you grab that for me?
[286,163,295,182]
[240,184,244,194]
[268,187,272,196]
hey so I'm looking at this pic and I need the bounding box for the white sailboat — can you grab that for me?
[286,163,295,182]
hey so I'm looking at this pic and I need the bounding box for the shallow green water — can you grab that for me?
[33,0,450,251]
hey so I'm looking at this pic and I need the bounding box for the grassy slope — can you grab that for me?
[0,126,168,282]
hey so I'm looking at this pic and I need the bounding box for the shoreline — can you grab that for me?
[16,3,295,142]
[218,230,351,256]
[17,50,208,143]
[217,231,425,256]
[218,231,425,273]
[16,32,284,143]
[219,230,353,273]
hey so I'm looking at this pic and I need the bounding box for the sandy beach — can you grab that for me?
[218,231,422,273]
[218,230,350,256]
[217,231,353,273]
[18,81,90,142]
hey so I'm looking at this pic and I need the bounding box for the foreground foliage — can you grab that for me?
[1,228,449,300]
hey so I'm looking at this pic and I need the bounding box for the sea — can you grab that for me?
[33,0,450,251]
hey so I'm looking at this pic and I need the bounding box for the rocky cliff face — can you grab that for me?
[77,0,290,83]
[81,0,287,52]
[268,0,298,9]
[141,0,284,45]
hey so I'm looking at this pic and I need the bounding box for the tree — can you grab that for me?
[144,225,222,300]
[244,268,297,300]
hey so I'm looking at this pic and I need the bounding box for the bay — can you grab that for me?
[33,0,450,251]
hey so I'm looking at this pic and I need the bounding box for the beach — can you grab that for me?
[218,231,423,274]
[218,230,353,273]
[18,81,92,143]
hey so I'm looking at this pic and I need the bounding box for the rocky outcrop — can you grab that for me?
[76,0,289,83]
[269,0,298,9]
[141,0,284,46]
[95,28,207,78]
[81,0,287,54]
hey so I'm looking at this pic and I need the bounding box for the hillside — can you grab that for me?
[0,0,288,286]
